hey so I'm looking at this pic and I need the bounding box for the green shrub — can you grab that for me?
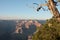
[32,17,60,40]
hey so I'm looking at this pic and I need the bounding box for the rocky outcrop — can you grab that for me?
[15,20,42,34]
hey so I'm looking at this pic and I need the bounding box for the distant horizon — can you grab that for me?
[0,16,51,20]
[0,18,47,20]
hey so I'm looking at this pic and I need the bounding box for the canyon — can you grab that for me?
[0,20,46,40]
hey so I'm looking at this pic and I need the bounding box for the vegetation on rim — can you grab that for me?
[32,0,60,40]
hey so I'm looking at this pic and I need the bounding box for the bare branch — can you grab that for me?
[37,4,47,11]
[38,4,47,6]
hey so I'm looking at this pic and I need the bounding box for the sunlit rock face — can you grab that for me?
[28,35,32,40]
[0,20,45,40]
[15,26,22,34]
[15,20,42,34]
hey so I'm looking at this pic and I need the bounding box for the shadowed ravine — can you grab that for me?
[0,20,46,40]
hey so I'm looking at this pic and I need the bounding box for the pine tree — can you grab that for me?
[32,0,60,40]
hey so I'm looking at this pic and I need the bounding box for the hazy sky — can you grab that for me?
[0,0,60,20]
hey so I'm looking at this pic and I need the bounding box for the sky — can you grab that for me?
[0,0,60,20]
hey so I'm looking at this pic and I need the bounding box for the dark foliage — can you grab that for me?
[32,17,60,40]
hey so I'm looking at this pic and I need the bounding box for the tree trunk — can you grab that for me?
[48,0,60,18]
